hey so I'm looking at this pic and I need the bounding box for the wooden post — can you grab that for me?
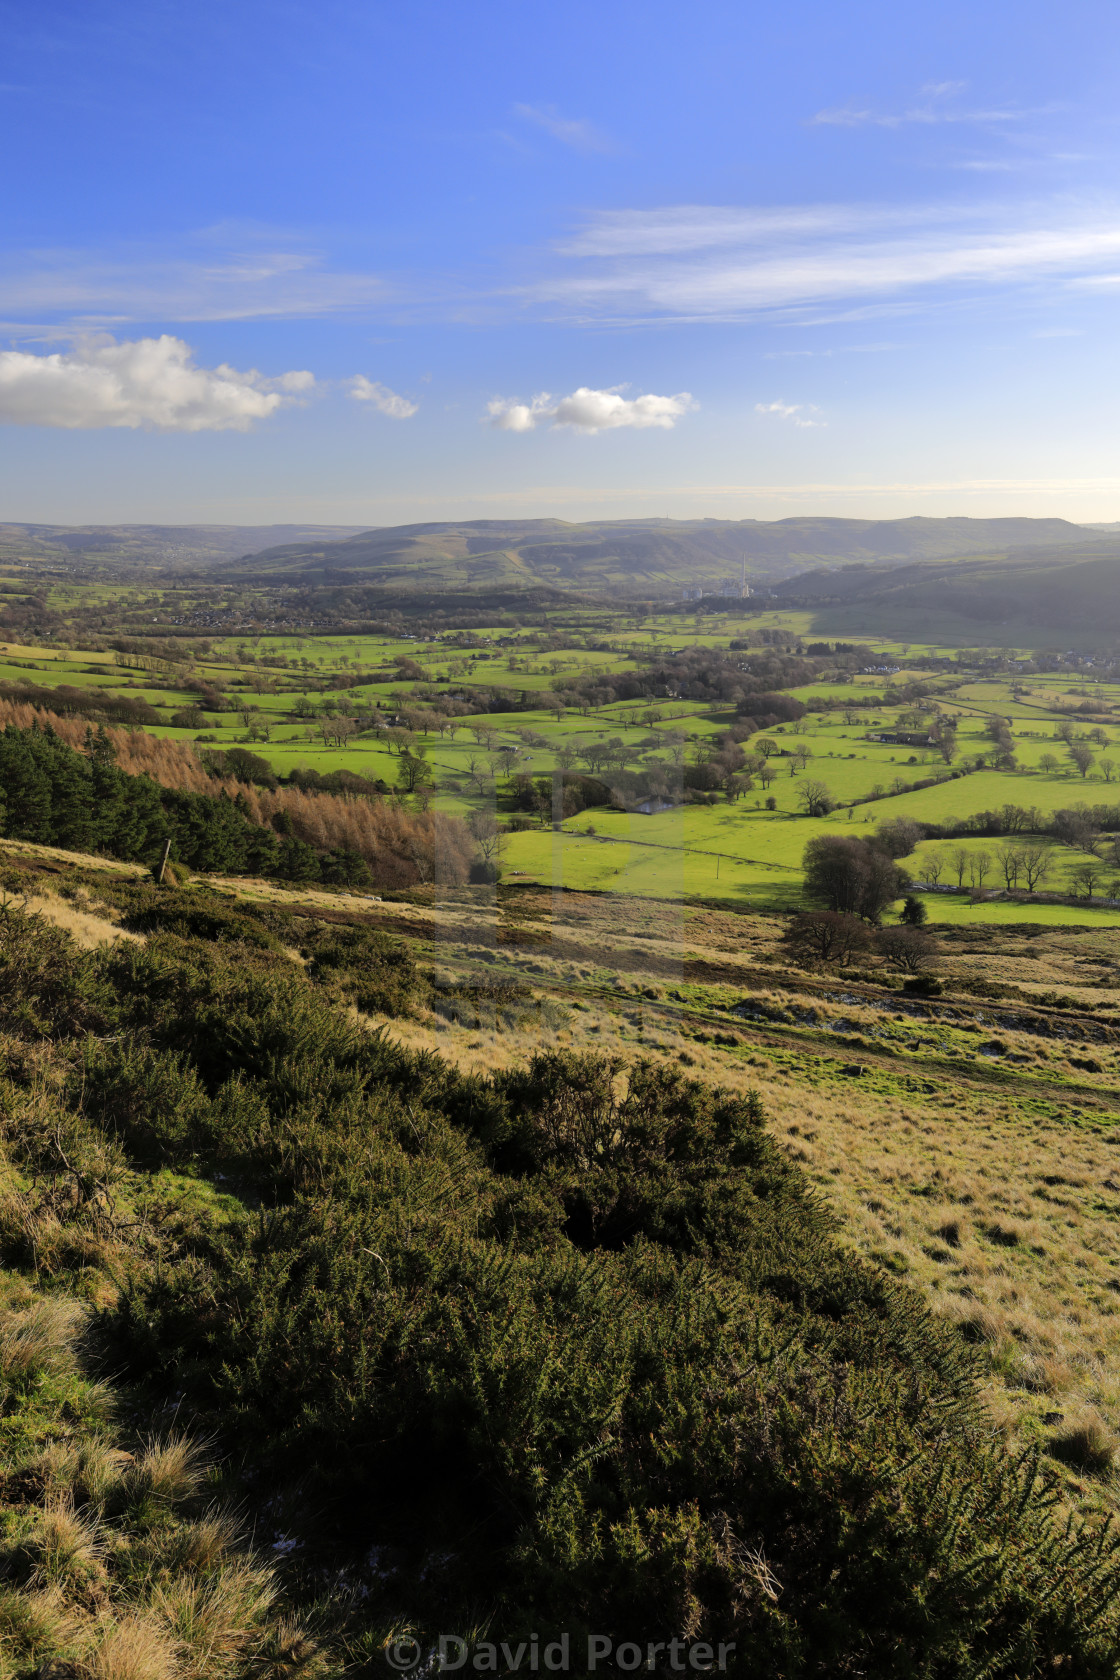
[157,838,172,884]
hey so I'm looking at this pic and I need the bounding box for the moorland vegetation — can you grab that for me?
[1,872,1120,1675]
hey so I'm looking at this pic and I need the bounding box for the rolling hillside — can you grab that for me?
[774,537,1120,640]
[0,522,367,574]
[214,514,1093,594]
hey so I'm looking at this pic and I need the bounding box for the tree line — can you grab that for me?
[0,722,472,889]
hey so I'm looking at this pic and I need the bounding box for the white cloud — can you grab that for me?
[532,202,1120,321]
[513,103,613,153]
[755,399,826,429]
[348,375,418,418]
[488,386,696,434]
[0,335,313,430]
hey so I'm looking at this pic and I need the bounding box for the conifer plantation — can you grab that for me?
[0,713,472,888]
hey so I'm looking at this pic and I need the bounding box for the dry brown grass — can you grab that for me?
[130,1435,209,1507]
[23,894,143,950]
[88,1615,180,1680]
[27,1497,105,1595]
[0,1297,86,1379]
[149,1561,278,1678]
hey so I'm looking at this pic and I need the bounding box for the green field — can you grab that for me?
[6,609,1120,923]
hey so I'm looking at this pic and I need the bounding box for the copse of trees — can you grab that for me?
[802,834,911,922]
[0,677,160,728]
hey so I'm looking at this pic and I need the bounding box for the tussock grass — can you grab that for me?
[0,1297,85,1379]
[130,1435,210,1508]
[88,1615,180,1680]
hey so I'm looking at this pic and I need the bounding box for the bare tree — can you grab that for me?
[970,849,992,889]
[1100,757,1116,783]
[1018,844,1051,892]
[1068,743,1095,779]
[877,925,937,973]
[1071,859,1104,899]
[996,845,1022,890]
[467,808,503,868]
[921,852,945,886]
[782,911,872,968]
[951,846,971,889]
[799,779,834,817]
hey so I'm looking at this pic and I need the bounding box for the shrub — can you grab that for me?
[781,910,872,968]
[877,925,937,973]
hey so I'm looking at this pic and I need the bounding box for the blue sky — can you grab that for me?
[2,0,1119,525]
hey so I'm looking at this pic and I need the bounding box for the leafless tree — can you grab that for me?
[921,852,945,886]
[970,849,992,889]
[781,911,871,968]
[799,779,834,817]
[877,925,937,973]
[996,845,1022,890]
[467,808,503,867]
[1071,859,1104,899]
[1018,844,1051,892]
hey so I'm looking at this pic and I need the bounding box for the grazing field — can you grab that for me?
[6,610,1120,922]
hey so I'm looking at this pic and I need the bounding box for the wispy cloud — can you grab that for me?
[348,375,417,418]
[488,386,696,434]
[531,201,1120,322]
[0,229,386,325]
[513,103,613,154]
[810,82,1046,129]
[0,335,313,429]
[755,399,826,429]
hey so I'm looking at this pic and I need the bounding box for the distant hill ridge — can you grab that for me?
[0,523,368,570]
[211,514,1093,594]
[773,535,1120,637]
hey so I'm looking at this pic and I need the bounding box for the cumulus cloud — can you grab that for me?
[0,335,313,430]
[755,400,826,429]
[348,375,418,417]
[513,102,613,153]
[488,386,696,434]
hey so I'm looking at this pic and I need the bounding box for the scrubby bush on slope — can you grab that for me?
[0,902,1117,1673]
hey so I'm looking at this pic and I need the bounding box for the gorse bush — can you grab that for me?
[0,901,1117,1673]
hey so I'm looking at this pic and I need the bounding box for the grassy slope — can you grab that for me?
[7,845,1120,1531]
